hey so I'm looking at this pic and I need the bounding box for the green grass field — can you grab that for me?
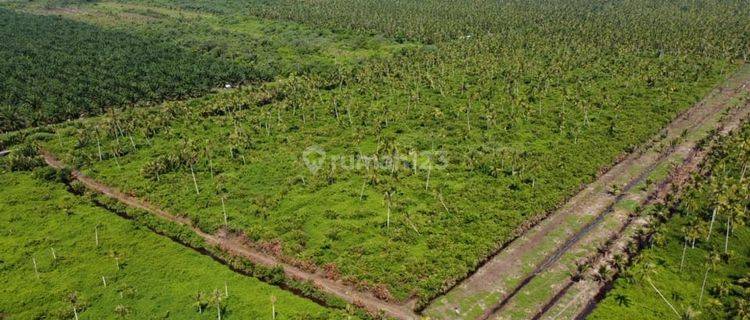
[17,0,749,305]
[0,171,349,319]
[34,51,735,303]
[1,0,749,315]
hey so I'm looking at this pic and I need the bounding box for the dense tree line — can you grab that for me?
[0,8,251,133]
[137,0,750,59]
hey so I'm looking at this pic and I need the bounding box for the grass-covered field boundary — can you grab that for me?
[0,169,358,319]
[32,149,416,318]
[17,159,378,318]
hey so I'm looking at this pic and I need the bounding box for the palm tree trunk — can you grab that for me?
[425,165,431,190]
[646,278,680,317]
[32,256,39,279]
[706,207,718,241]
[221,197,228,227]
[96,136,103,161]
[699,265,710,305]
[386,201,391,229]
[679,238,687,271]
[190,164,200,195]
[359,180,366,202]
[724,217,730,254]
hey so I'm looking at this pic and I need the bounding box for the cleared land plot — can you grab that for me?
[424,64,750,320]
[35,56,734,305]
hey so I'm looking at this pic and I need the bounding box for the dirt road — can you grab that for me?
[537,95,750,320]
[423,65,750,319]
[37,65,750,320]
[41,151,420,320]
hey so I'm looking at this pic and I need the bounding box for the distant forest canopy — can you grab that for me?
[135,0,750,59]
[0,0,406,134]
[2,0,748,134]
[0,8,250,133]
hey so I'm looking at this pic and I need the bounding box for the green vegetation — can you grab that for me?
[0,8,248,132]
[590,122,750,320]
[137,0,750,57]
[2,0,749,312]
[28,0,750,306]
[10,0,407,77]
[0,0,407,132]
[0,169,353,319]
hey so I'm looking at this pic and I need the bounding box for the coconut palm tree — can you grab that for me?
[211,289,224,320]
[680,306,701,320]
[193,291,208,314]
[699,252,722,305]
[646,277,681,317]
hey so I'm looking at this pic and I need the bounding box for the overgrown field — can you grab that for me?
[0,0,407,132]
[589,122,750,319]
[3,0,750,309]
[0,170,349,319]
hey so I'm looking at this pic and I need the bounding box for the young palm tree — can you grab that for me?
[114,305,129,318]
[211,289,224,320]
[193,291,207,314]
[572,260,591,282]
[595,265,611,283]
[614,293,631,307]
[680,306,701,320]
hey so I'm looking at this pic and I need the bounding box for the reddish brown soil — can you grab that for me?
[424,66,750,319]
[41,151,419,319]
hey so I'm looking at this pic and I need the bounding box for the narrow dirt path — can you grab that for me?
[40,151,419,320]
[503,101,750,320]
[423,65,750,319]
[539,98,750,320]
